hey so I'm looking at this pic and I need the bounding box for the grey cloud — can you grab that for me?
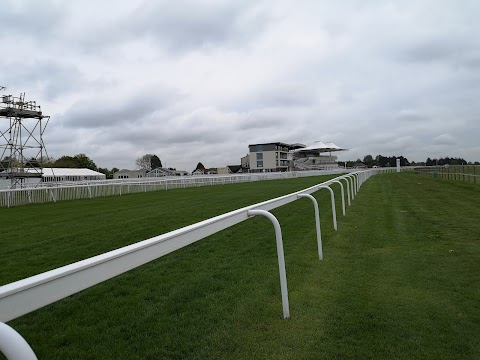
[111,127,222,147]
[132,1,265,51]
[75,0,268,53]
[101,107,239,151]
[236,116,279,131]
[395,110,429,123]
[2,61,85,101]
[403,41,459,63]
[255,85,316,108]
[0,1,64,38]
[60,89,184,129]
[433,133,456,145]
[398,37,480,71]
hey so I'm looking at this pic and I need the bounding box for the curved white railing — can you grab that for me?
[0,168,394,358]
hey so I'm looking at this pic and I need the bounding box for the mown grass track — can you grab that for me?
[1,172,479,359]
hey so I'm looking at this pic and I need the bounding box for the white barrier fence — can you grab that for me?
[0,169,349,208]
[0,168,394,359]
[414,165,479,184]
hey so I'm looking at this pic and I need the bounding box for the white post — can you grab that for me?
[247,209,290,319]
[352,172,360,192]
[328,180,346,216]
[343,174,355,199]
[396,158,400,173]
[349,174,357,196]
[317,185,337,231]
[297,194,323,260]
[0,323,37,360]
[339,177,351,206]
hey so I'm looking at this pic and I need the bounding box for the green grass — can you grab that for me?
[0,175,341,285]
[2,173,480,359]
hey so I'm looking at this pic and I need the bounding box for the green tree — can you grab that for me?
[52,154,98,170]
[363,155,376,168]
[73,154,98,171]
[25,157,41,167]
[53,156,77,168]
[136,154,162,171]
[151,155,162,169]
[1,156,13,170]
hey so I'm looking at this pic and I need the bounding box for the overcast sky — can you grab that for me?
[1,0,479,170]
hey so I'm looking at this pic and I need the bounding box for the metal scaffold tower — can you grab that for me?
[0,86,51,188]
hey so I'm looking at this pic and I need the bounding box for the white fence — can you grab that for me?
[414,165,479,184]
[0,168,394,359]
[0,169,348,208]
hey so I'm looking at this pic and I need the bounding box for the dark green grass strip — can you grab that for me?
[2,173,480,360]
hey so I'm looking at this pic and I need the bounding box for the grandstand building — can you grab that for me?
[248,142,300,173]
[290,141,347,170]
[248,141,346,172]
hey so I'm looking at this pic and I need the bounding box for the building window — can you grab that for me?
[257,161,263,168]
[256,153,263,160]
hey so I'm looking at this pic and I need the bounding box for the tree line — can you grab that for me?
[339,155,478,168]
[339,155,411,168]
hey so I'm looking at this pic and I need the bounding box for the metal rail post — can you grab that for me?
[0,322,37,360]
[247,210,290,319]
[352,172,360,194]
[327,180,346,216]
[352,173,358,195]
[338,177,351,206]
[317,185,337,231]
[344,174,356,199]
[297,194,323,260]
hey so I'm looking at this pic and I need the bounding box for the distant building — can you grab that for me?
[290,141,347,170]
[247,141,347,172]
[216,167,230,175]
[192,168,218,175]
[146,168,188,177]
[40,168,106,182]
[0,167,107,188]
[113,169,147,179]
[217,165,242,175]
[241,154,250,170]
[248,142,301,173]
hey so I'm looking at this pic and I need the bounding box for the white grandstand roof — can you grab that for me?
[25,168,106,178]
[293,141,347,153]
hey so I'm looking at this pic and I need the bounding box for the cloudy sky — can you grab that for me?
[1,0,479,170]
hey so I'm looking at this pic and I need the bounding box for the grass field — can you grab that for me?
[1,172,479,359]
